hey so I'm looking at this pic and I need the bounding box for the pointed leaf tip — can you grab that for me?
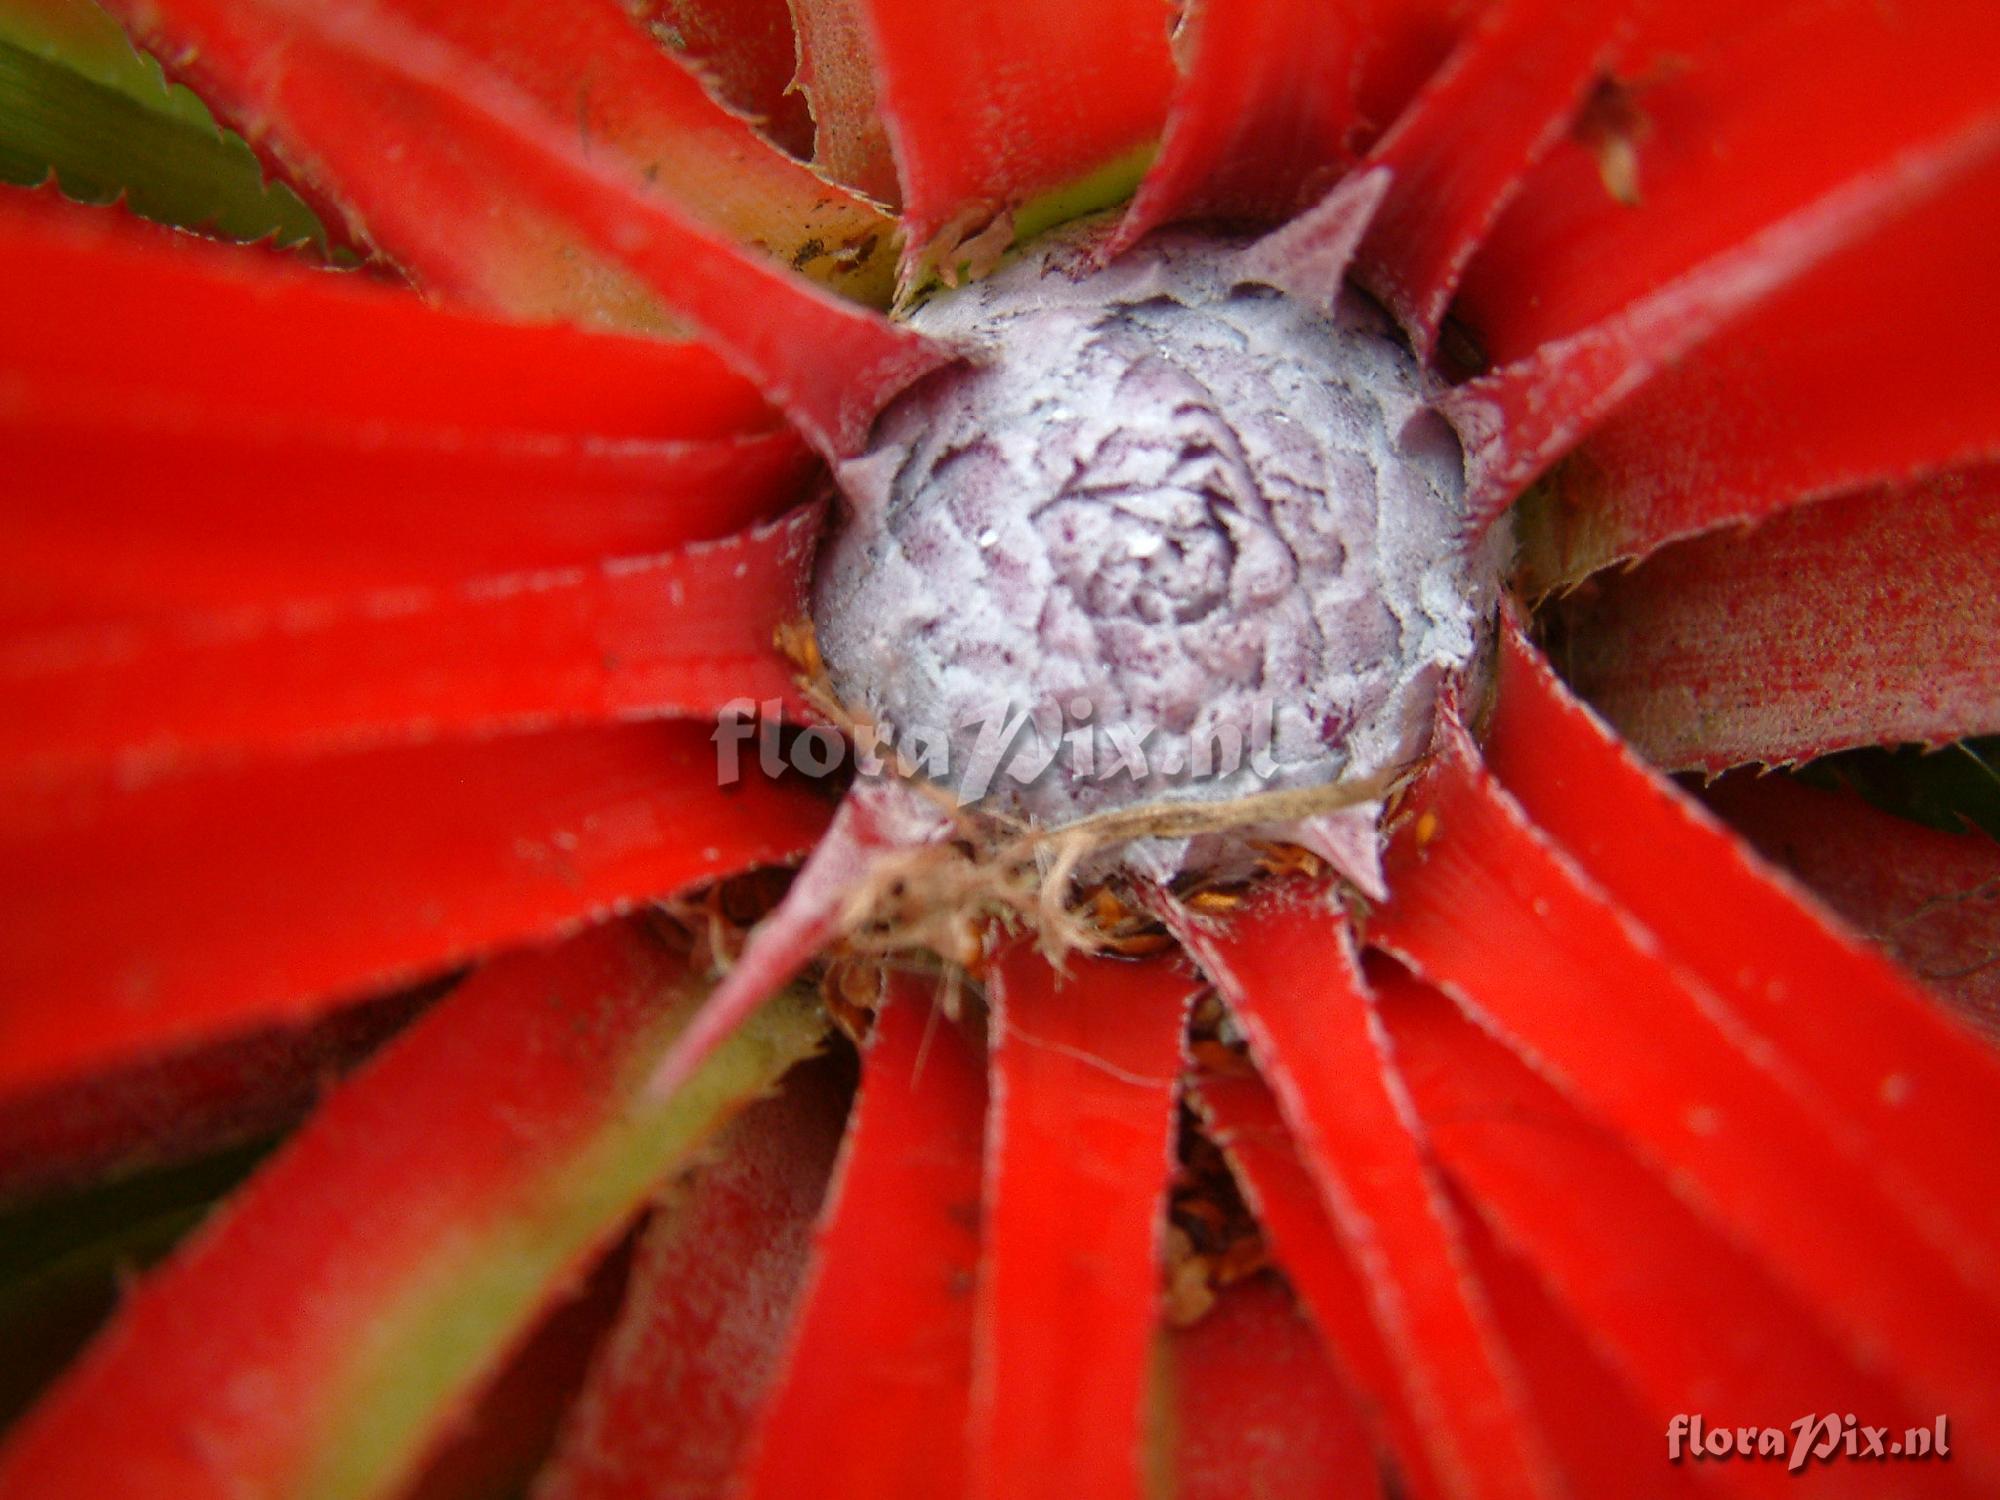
[1162,889,1562,1500]
[1443,114,2000,536]
[1286,804,1387,902]
[1231,168,1391,319]
[646,780,953,1102]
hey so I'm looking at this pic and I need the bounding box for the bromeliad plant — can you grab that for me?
[1,0,1998,1495]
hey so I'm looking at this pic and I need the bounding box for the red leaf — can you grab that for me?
[1378,966,1962,1498]
[854,0,1174,274]
[537,1060,850,1500]
[1355,0,1625,354]
[1517,153,2000,588]
[742,980,985,1500]
[1704,774,2000,1046]
[1113,0,1359,251]
[4,426,815,628]
[1164,1276,1384,1500]
[1445,1189,1710,1500]
[0,192,779,439]
[0,920,825,1499]
[1370,722,2000,1473]
[1490,617,2000,1264]
[1456,0,2000,364]
[975,944,1193,1500]
[0,196,813,623]
[786,0,899,202]
[1195,1069,1441,1498]
[0,723,830,1092]
[1554,468,2000,770]
[104,0,895,307]
[1166,891,1561,1500]
[102,0,946,455]
[0,987,427,1202]
[1441,115,1999,532]
[627,0,816,159]
[1347,0,1466,148]
[1,508,818,780]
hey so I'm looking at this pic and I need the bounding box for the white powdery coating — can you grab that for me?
[814,224,1497,869]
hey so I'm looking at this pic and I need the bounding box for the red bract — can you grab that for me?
[1,0,1997,1495]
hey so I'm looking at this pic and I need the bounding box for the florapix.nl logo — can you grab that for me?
[712,694,1287,804]
[1666,1414,1951,1473]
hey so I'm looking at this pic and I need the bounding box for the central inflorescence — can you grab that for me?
[814,219,1502,884]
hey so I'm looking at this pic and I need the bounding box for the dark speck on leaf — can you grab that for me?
[833,232,880,270]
